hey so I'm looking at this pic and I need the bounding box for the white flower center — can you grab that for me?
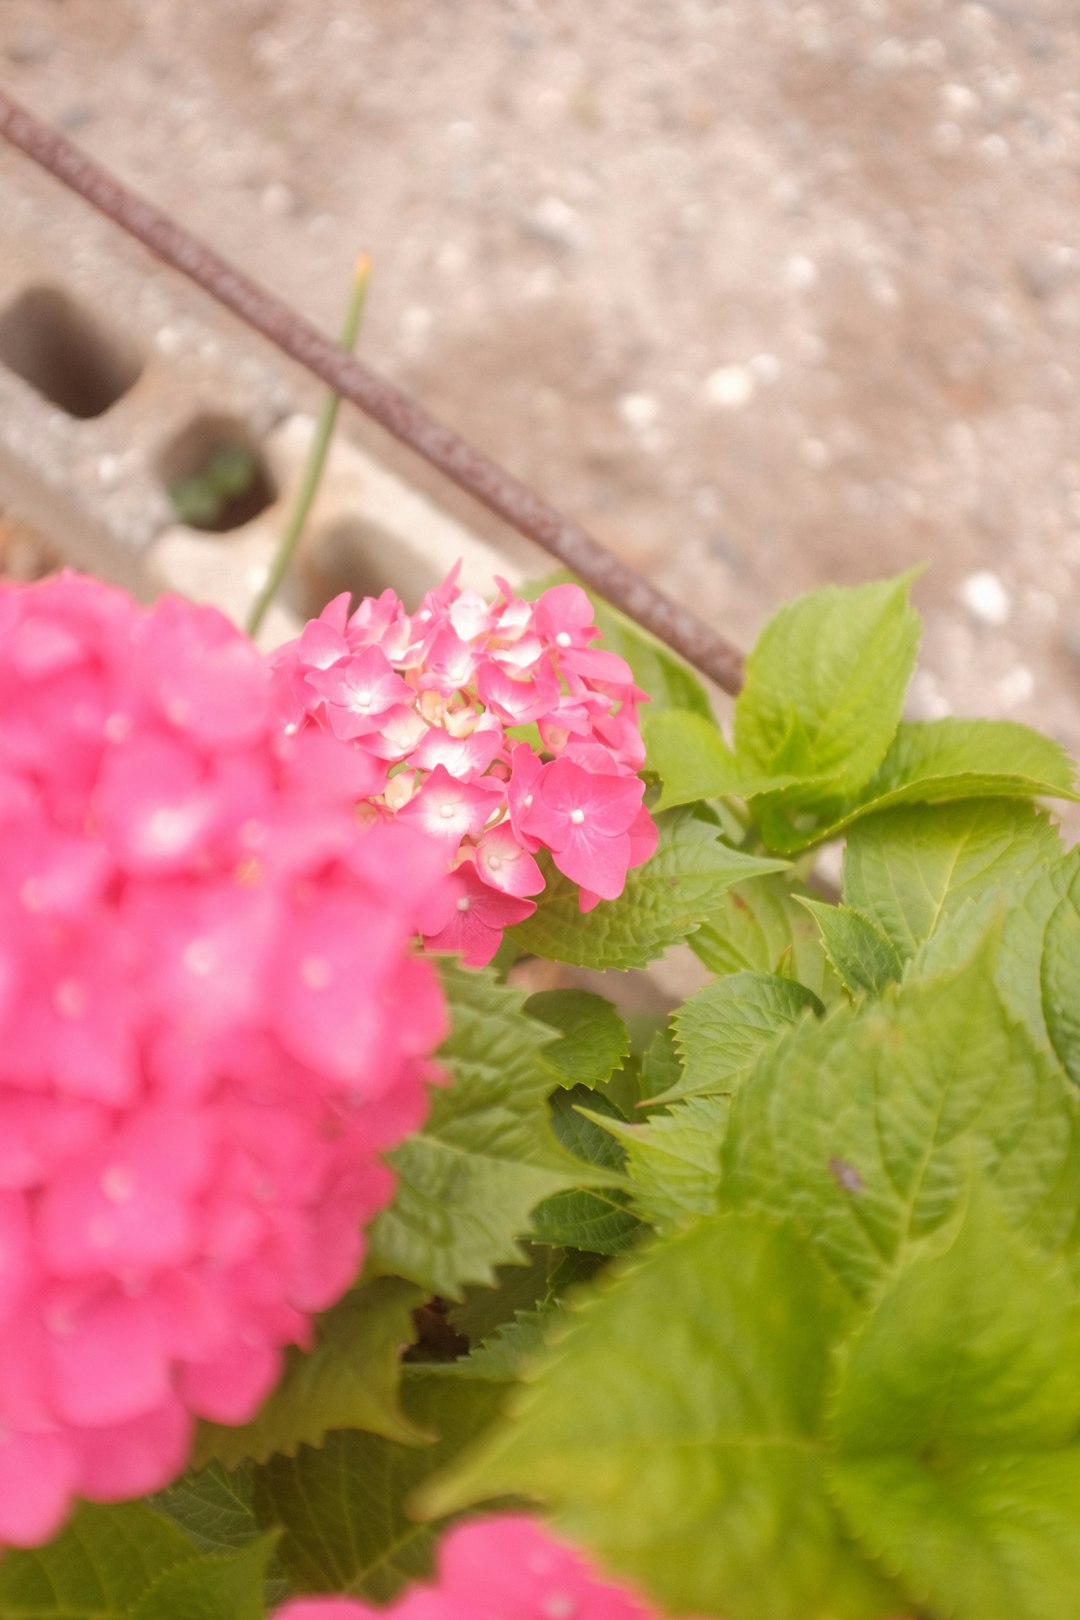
[300,955,333,990]
[19,878,46,912]
[570,808,586,825]
[146,805,195,851]
[543,1596,577,1620]
[183,938,217,977]
[439,803,457,820]
[101,1166,136,1204]
[556,632,572,648]
[456,896,471,912]
[54,977,88,1019]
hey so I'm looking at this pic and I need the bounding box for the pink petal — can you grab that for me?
[299,618,349,670]
[360,703,429,761]
[270,892,400,1083]
[39,1109,213,1279]
[0,1192,34,1324]
[349,820,457,937]
[94,731,214,874]
[73,1395,193,1501]
[0,1097,104,1192]
[505,745,545,851]
[47,1290,169,1427]
[627,805,659,869]
[477,659,556,725]
[534,582,597,645]
[475,823,545,899]
[309,648,414,739]
[278,728,388,803]
[410,726,504,781]
[551,827,633,901]
[397,765,504,850]
[448,590,496,642]
[560,644,636,690]
[423,866,535,966]
[1,824,111,919]
[0,1430,77,1547]
[141,596,272,750]
[318,591,353,636]
[529,759,644,844]
[178,1336,282,1424]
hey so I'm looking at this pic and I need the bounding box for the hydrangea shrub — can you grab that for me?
[3,567,1080,1620]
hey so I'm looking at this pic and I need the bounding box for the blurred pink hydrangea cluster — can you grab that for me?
[271,571,657,966]
[0,573,452,1548]
[276,1515,700,1620]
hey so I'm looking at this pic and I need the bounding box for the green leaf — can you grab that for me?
[990,850,1080,1054]
[252,1369,509,1602]
[511,810,787,971]
[449,1307,554,1380]
[843,800,1062,962]
[645,709,749,811]
[592,1096,729,1234]
[525,989,630,1088]
[529,1095,640,1255]
[422,1213,900,1620]
[529,1088,642,1255]
[978,847,1080,1100]
[733,574,920,808]
[864,715,1076,806]
[690,870,835,1001]
[832,1454,1080,1620]
[130,1534,276,1620]
[154,1462,265,1561]
[721,937,1080,1300]
[1043,870,1080,1087]
[797,900,902,997]
[665,970,823,1102]
[367,964,611,1298]
[829,1190,1080,1620]
[0,1503,199,1616]
[448,1246,560,1347]
[831,1185,1080,1458]
[634,1022,683,1103]
[193,1277,425,1469]
[751,717,1078,852]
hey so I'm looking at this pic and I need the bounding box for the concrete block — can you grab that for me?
[0,159,294,595]
[0,160,548,639]
[147,414,548,645]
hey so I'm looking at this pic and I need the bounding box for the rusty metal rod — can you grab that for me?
[0,87,744,694]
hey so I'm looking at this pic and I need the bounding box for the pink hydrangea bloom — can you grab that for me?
[0,572,454,1549]
[274,1515,704,1620]
[271,571,656,966]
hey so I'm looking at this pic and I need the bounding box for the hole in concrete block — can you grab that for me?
[0,285,143,419]
[159,416,277,533]
[292,516,444,618]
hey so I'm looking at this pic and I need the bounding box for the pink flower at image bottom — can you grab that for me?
[275,1515,708,1620]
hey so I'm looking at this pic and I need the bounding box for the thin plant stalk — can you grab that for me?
[246,254,372,638]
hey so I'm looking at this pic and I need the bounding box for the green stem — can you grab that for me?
[246,254,372,638]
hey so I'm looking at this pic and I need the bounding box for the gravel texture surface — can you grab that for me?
[3,0,1080,757]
